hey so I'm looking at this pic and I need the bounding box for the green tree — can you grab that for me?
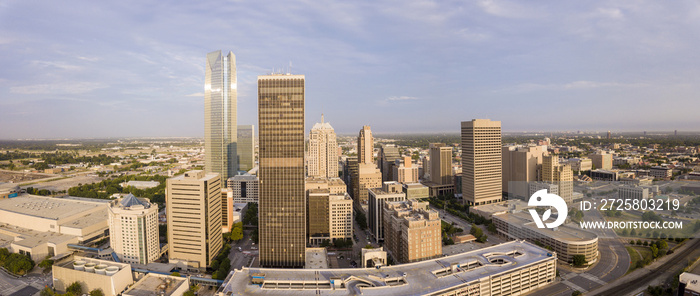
[89,289,105,296]
[470,224,483,238]
[171,272,181,277]
[230,222,244,241]
[572,255,587,267]
[67,282,83,295]
[572,291,582,296]
[40,287,54,296]
[355,211,367,230]
[487,223,497,234]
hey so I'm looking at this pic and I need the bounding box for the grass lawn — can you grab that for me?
[626,246,641,274]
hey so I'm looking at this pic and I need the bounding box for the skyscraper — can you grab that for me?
[502,145,548,199]
[237,125,255,172]
[166,170,222,270]
[358,125,373,165]
[429,143,453,185]
[541,156,573,204]
[377,144,401,182]
[205,50,237,181]
[308,114,338,178]
[108,194,159,265]
[258,74,306,268]
[462,119,502,206]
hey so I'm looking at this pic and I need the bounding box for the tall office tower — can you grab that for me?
[368,182,406,242]
[429,143,453,185]
[237,125,255,172]
[378,144,401,182]
[258,74,306,268]
[607,130,611,139]
[357,126,374,165]
[222,188,233,233]
[205,50,237,181]
[541,156,573,204]
[502,145,548,199]
[354,163,382,207]
[166,170,222,270]
[591,151,613,170]
[461,119,502,206]
[108,194,159,265]
[344,156,358,197]
[393,156,419,183]
[308,115,339,178]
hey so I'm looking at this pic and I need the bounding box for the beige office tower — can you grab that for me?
[108,194,159,265]
[357,125,374,165]
[166,170,222,270]
[462,119,502,206]
[393,156,419,183]
[502,145,548,199]
[541,156,573,204]
[429,143,453,185]
[237,125,255,172]
[258,74,306,268]
[378,144,401,182]
[204,50,237,181]
[306,178,353,245]
[308,115,339,179]
[355,163,382,207]
[383,199,441,263]
[221,188,233,233]
[591,151,613,170]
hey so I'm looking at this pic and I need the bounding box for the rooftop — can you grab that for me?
[495,211,598,242]
[218,240,555,296]
[230,174,258,181]
[125,274,188,296]
[0,195,107,221]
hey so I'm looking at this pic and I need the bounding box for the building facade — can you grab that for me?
[502,145,548,199]
[228,174,259,204]
[429,143,453,185]
[308,115,339,179]
[108,194,159,265]
[166,170,222,270]
[541,156,573,204]
[354,163,382,207]
[205,50,237,181]
[567,157,592,173]
[368,182,406,242]
[393,156,419,183]
[618,185,649,200]
[378,144,401,182]
[237,125,255,172]
[258,74,306,268]
[462,119,502,206]
[650,166,673,179]
[357,126,374,165]
[591,152,613,170]
[383,199,441,263]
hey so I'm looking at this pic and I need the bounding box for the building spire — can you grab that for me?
[321,113,324,124]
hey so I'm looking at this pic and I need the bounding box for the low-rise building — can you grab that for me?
[679,272,700,296]
[228,174,259,204]
[53,256,132,296]
[493,212,598,265]
[124,273,189,296]
[383,199,441,263]
[567,158,592,173]
[401,182,429,200]
[650,166,673,179]
[217,240,557,296]
[368,182,406,242]
[590,169,619,181]
[618,185,649,201]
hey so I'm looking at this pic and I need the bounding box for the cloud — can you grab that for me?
[496,81,649,93]
[30,60,82,71]
[10,82,108,95]
[186,92,204,97]
[387,96,419,101]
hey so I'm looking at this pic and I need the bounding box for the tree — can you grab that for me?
[39,257,53,272]
[171,272,181,277]
[650,245,659,258]
[572,291,582,296]
[487,223,497,234]
[89,289,105,296]
[572,255,587,267]
[40,287,54,296]
[470,224,483,238]
[67,282,83,295]
[230,222,244,241]
[356,211,367,230]
[630,228,637,236]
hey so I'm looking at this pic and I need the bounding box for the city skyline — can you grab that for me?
[2,1,700,139]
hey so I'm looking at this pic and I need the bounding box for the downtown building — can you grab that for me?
[540,156,573,204]
[258,74,306,268]
[305,178,353,245]
[237,125,255,172]
[205,50,238,180]
[166,170,222,271]
[502,145,548,199]
[423,143,454,197]
[377,144,401,182]
[308,115,339,179]
[462,119,502,206]
[368,181,406,243]
[108,194,160,264]
[228,174,259,204]
[383,199,441,263]
[352,125,382,208]
[393,156,419,183]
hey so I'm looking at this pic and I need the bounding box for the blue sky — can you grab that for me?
[1,0,699,138]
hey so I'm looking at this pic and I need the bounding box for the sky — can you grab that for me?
[1,0,700,139]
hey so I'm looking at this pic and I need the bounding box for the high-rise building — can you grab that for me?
[591,151,613,170]
[237,125,255,172]
[205,50,237,181]
[166,170,222,270]
[393,156,418,183]
[228,174,259,204]
[541,156,573,204]
[383,199,441,263]
[368,182,406,242]
[358,126,373,165]
[108,194,159,265]
[502,145,548,199]
[429,143,453,185]
[344,156,358,198]
[607,130,611,139]
[462,119,502,206]
[258,74,306,268]
[355,163,382,207]
[222,188,233,233]
[305,178,352,245]
[308,115,338,179]
[378,144,401,182]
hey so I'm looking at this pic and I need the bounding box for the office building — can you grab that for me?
[258,74,306,268]
[0,195,109,261]
[590,169,619,181]
[357,125,374,165]
[108,194,159,265]
[402,183,429,199]
[228,174,259,204]
[237,125,255,172]
[166,170,222,271]
[541,156,573,204]
[306,181,353,246]
[368,182,406,242]
[618,185,649,201]
[222,188,233,232]
[124,273,190,296]
[462,119,502,206]
[429,143,453,185]
[383,199,441,263]
[204,50,237,180]
[650,166,673,179]
[679,272,700,296]
[377,144,401,182]
[308,115,339,179]
[567,157,592,173]
[493,212,598,264]
[344,156,358,198]
[354,163,382,207]
[217,240,557,296]
[393,156,418,183]
[591,151,613,170]
[502,145,548,199]
[53,256,132,296]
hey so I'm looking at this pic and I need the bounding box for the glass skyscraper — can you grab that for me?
[205,50,237,180]
[258,74,306,268]
[237,125,255,172]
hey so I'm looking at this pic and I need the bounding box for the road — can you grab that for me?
[0,268,52,296]
[229,230,258,270]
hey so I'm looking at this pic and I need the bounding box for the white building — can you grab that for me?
[618,185,649,201]
[228,174,259,204]
[108,194,160,264]
[308,115,339,179]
